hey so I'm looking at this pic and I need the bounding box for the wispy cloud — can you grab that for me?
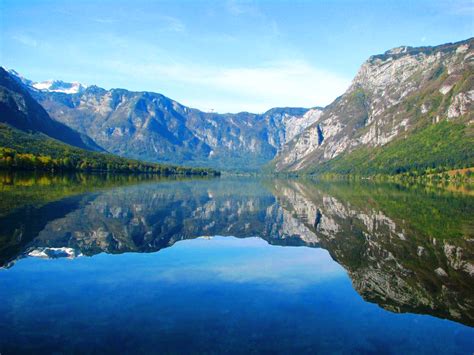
[224,0,280,38]
[12,34,38,47]
[226,0,261,16]
[91,17,117,24]
[441,0,474,15]
[99,7,187,33]
[107,58,350,113]
[158,15,186,33]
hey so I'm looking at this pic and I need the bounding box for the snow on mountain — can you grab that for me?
[6,69,87,94]
[32,80,87,94]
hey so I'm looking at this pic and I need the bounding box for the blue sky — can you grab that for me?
[1,0,473,113]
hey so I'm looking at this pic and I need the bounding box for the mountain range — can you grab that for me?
[9,70,322,170]
[1,37,473,174]
[0,67,218,175]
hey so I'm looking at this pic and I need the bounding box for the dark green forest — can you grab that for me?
[0,124,219,176]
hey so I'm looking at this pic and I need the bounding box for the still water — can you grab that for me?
[0,173,473,354]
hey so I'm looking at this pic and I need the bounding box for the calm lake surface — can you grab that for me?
[0,173,473,354]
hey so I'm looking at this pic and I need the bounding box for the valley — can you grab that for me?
[2,38,472,177]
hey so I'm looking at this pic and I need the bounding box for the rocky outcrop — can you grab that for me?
[273,38,473,172]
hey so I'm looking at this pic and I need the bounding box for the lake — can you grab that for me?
[0,172,473,354]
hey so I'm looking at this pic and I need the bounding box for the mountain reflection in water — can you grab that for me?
[0,173,473,353]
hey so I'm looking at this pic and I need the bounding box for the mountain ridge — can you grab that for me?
[271,37,473,174]
[7,68,88,94]
[10,71,323,170]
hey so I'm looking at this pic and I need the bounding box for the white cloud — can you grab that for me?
[12,34,38,47]
[226,0,261,16]
[444,0,474,15]
[91,17,117,24]
[108,59,350,113]
[158,15,186,33]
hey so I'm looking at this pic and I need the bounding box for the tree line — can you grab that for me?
[0,147,219,176]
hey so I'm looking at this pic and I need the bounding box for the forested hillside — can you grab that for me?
[0,124,219,175]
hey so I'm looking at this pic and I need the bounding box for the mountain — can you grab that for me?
[31,80,87,94]
[272,38,474,175]
[8,69,87,94]
[9,70,322,170]
[0,68,218,175]
[0,67,101,151]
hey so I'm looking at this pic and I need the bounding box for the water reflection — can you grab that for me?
[0,173,473,329]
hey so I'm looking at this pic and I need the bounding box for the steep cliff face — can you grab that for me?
[273,38,473,172]
[9,71,322,170]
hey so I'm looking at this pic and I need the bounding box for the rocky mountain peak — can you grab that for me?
[7,68,88,94]
[368,38,472,63]
[272,38,473,173]
[32,79,87,94]
[386,46,411,55]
